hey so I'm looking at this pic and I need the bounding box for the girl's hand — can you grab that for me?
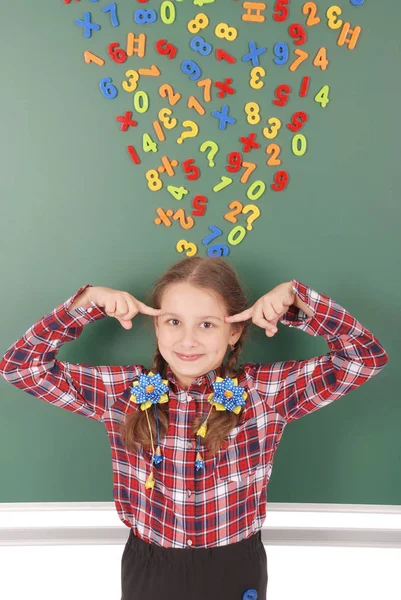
[89,286,162,330]
[224,282,295,337]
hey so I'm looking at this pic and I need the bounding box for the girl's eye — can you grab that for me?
[167,319,214,328]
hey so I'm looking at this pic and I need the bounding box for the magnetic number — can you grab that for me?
[266,144,281,166]
[167,186,189,200]
[143,133,157,153]
[225,201,243,223]
[292,134,307,156]
[313,47,329,70]
[176,240,198,257]
[314,84,330,108]
[173,208,194,230]
[134,9,157,24]
[271,170,289,191]
[227,226,246,246]
[197,78,212,102]
[303,2,321,26]
[100,77,117,99]
[263,117,282,139]
[287,111,308,132]
[190,35,212,56]
[250,66,265,90]
[160,1,176,24]
[187,13,209,34]
[273,0,289,22]
[240,162,256,183]
[207,244,229,257]
[288,23,307,45]
[214,22,237,41]
[159,84,181,106]
[146,169,162,190]
[133,91,149,113]
[182,159,200,180]
[289,49,309,72]
[326,6,342,30]
[108,42,127,64]
[226,152,242,172]
[273,42,289,65]
[181,59,202,81]
[158,107,177,129]
[122,70,139,92]
[244,102,260,125]
[247,180,266,201]
[213,176,233,192]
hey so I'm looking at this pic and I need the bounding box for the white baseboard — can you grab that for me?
[1,502,400,547]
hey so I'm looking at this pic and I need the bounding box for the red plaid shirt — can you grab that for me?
[0,280,388,548]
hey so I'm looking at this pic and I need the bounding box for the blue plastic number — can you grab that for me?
[102,3,119,27]
[190,35,212,56]
[181,59,201,81]
[350,0,364,4]
[207,244,229,257]
[202,224,222,245]
[99,77,118,99]
[273,42,289,65]
[242,590,258,600]
[134,9,157,24]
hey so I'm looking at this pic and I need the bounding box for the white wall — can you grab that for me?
[1,503,400,600]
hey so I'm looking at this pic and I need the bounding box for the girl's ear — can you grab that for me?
[153,316,159,335]
[230,324,244,345]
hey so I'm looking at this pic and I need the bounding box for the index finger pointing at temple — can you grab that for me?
[137,301,163,316]
[225,307,253,323]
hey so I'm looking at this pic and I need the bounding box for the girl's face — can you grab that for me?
[153,282,243,390]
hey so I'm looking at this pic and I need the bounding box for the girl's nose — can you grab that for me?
[180,329,199,346]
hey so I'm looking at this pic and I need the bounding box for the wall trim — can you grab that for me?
[1,502,400,548]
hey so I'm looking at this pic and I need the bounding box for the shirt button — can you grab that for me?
[187,489,192,497]
[187,441,194,449]
[88,307,93,313]
[187,539,193,546]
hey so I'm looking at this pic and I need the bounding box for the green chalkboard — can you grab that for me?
[0,0,398,505]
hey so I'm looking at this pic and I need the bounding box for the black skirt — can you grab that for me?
[121,529,268,600]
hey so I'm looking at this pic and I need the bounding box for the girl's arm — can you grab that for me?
[244,279,389,423]
[0,284,143,422]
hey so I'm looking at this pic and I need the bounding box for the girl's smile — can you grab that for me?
[175,352,204,361]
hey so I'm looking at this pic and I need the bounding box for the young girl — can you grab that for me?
[0,256,388,600]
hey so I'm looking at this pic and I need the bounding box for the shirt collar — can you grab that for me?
[166,363,224,392]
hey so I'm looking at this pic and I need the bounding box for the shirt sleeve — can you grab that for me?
[0,284,143,422]
[244,279,389,424]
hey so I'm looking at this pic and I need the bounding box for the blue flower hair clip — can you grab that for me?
[129,371,170,489]
[195,376,248,471]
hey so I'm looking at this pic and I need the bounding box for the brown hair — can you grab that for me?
[119,256,250,458]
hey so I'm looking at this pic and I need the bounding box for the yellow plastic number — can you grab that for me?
[244,102,260,125]
[176,239,198,256]
[249,66,265,90]
[158,107,177,129]
[214,22,238,41]
[262,117,282,139]
[326,6,342,30]
[146,169,162,191]
[122,69,139,92]
[188,13,209,33]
